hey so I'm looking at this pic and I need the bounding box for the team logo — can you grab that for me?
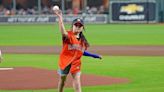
[68,44,85,52]
[77,19,81,22]
[120,4,144,14]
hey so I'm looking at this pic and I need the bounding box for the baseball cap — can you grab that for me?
[72,18,84,26]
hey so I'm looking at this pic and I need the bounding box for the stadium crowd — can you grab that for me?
[0,5,106,16]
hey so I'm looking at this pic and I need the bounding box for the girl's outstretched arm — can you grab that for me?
[54,10,68,37]
[83,51,102,59]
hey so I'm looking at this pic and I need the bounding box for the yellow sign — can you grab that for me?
[120,4,144,14]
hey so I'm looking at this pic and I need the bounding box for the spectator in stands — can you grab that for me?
[98,5,105,14]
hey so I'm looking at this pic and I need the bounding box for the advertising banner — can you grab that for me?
[110,0,156,23]
[0,15,107,24]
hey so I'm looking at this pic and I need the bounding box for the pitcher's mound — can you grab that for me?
[0,67,129,90]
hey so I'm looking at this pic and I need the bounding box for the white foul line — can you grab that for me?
[0,68,14,70]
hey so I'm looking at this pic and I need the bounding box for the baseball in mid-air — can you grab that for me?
[53,5,59,11]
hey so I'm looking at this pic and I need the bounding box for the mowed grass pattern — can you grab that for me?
[0,54,164,92]
[0,24,164,92]
[0,24,164,46]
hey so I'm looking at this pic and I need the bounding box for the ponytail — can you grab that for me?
[79,32,89,48]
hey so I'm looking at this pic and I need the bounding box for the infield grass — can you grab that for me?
[0,24,164,92]
[0,54,164,92]
[0,24,164,46]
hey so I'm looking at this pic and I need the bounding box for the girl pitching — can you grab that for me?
[54,10,102,92]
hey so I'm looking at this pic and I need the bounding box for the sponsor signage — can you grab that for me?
[110,0,156,23]
[0,15,107,24]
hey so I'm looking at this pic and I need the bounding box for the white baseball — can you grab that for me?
[53,5,59,11]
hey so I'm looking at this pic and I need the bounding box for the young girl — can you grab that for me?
[54,10,102,92]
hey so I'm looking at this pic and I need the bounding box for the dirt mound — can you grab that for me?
[0,67,129,90]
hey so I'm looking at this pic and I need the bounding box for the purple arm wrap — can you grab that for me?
[83,51,100,58]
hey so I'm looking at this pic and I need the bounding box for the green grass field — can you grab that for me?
[0,54,164,92]
[0,24,164,92]
[0,24,164,46]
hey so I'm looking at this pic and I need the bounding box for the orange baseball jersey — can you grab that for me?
[59,31,86,73]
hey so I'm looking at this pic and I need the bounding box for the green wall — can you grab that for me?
[156,0,164,22]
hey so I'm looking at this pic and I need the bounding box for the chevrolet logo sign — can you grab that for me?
[120,4,144,14]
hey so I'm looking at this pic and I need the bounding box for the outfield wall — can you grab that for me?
[0,15,108,24]
[0,0,164,24]
[109,0,157,23]
[156,0,164,22]
[1,0,163,24]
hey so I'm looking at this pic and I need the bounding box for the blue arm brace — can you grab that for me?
[83,51,100,58]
